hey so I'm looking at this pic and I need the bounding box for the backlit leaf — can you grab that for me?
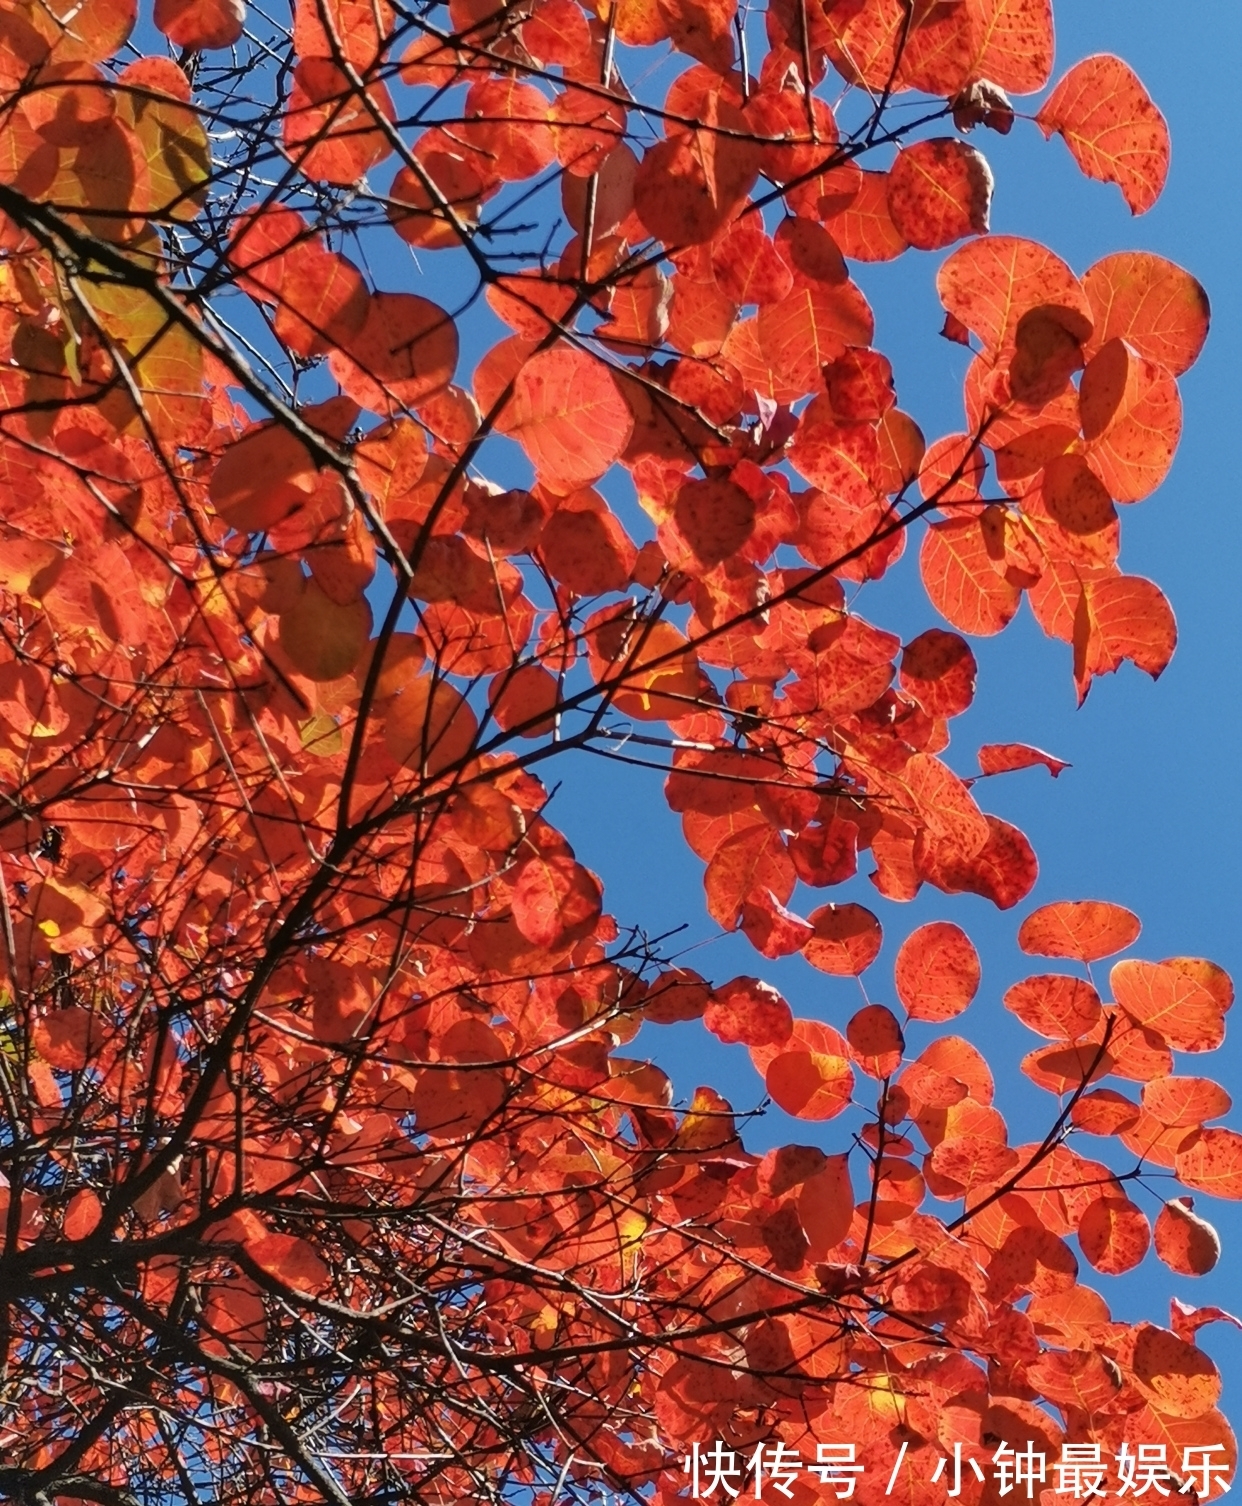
[499,347,633,491]
[765,1047,854,1121]
[1130,1324,1221,1420]
[977,742,1069,778]
[894,921,981,1023]
[802,903,882,976]
[1155,1199,1221,1277]
[1083,252,1210,375]
[886,139,993,252]
[1018,899,1141,962]
[1111,959,1225,1053]
[1177,1130,1242,1201]
[1036,55,1170,214]
[1077,1195,1149,1275]
[153,0,243,47]
[1004,974,1102,1040]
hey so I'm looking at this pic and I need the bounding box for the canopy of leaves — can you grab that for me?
[0,0,1225,1503]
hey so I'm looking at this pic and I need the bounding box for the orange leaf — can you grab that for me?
[1143,1078,1233,1130]
[937,235,1092,354]
[1155,1200,1221,1277]
[245,1228,331,1295]
[1079,338,1181,501]
[847,1003,904,1079]
[915,1034,994,1104]
[1130,1325,1221,1420]
[886,139,993,252]
[1018,899,1141,962]
[63,1188,102,1240]
[1077,1195,1149,1275]
[704,823,795,930]
[632,95,758,245]
[894,921,981,1023]
[802,902,882,976]
[977,742,1069,778]
[293,0,393,67]
[488,663,559,737]
[798,1153,854,1256]
[765,1048,854,1121]
[669,477,756,571]
[704,976,793,1048]
[1162,957,1235,1014]
[384,675,479,777]
[739,890,816,959]
[710,221,792,307]
[1071,1088,1140,1137]
[462,78,554,181]
[498,347,634,491]
[963,0,1053,94]
[511,855,602,950]
[153,0,243,48]
[1083,252,1210,376]
[1177,1129,1242,1201]
[1077,574,1177,701]
[1111,959,1224,1053]
[814,165,909,262]
[899,629,977,717]
[1022,1040,1113,1095]
[329,292,458,415]
[925,814,1038,911]
[1036,55,1170,215]
[920,514,1021,636]
[282,59,394,184]
[541,491,637,593]
[1004,974,1102,1040]
[278,579,371,681]
[757,282,874,397]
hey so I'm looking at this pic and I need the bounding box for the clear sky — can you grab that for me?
[521,0,1242,1410]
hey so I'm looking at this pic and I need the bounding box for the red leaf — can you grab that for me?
[1143,1078,1232,1129]
[801,903,882,976]
[704,976,793,1048]
[1079,338,1181,501]
[920,515,1021,637]
[738,890,816,959]
[899,629,977,717]
[1083,252,1210,376]
[1004,974,1102,1040]
[1156,1203,1222,1277]
[249,1233,330,1294]
[963,0,1053,94]
[926,815,1038,910]
[498,347,634,491]
[282,59,394,184]
[1077,1195,1149,1275]
[894,921,981,1023]
[511,855,603,950]
[1071,1088,1140,1137]
[154,0,244,47]
[1111,959,1225,1053]
[64,1188,102,1240]
[977,743,1069,778]
[937,235,1092,354]
[1018,899,1141,962]
[1177,1130,1242,1201]
[886,138,993,251]
[765,1048,854,1121]
[1037,55,1170,215]
[846,1003,904,1079]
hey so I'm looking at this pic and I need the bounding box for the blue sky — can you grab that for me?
[519,0,1242,1406]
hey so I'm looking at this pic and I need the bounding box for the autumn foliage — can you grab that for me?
[0,0,1232,1502]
